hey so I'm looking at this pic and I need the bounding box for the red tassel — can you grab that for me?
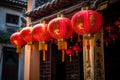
[86,39,90,62]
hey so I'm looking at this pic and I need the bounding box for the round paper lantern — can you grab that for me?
[20,27,34,44]
[72,43,82,56]
[66,48,73,62]
[10,32,26,58]
[48,14,73,39]
[32,22,51,43]
[71,10,103,37]
[103,37,110,47]
[20,27,34,57]
[104,25,115,34]
[48,14,74,62]
[32,22,51,61]
[109,33,117,43]
[114,20,120,26]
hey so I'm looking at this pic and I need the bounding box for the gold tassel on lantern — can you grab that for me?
[61,40,67,62]
[58,39,62,50]
[43,43,47,61]
[64,40,67,50]
[69,55,72,62]
[62,50,65,62]
[16,46,22,53]
[16,46,22,60]
[43,50,46,61]
[39,42,43,51]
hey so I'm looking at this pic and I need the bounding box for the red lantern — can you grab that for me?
[20,27,34,44]
[71,10,103,37]
[48,14,73,39]
[32,22,51,61]
[20,27,34,57]
[10,32,26,59]
[32,22,51,42]
[72,43,82,56]
[109,33,117,43]
[104,25,115,34]
[114,20,120,32]
[103,37,110,47]
[114,20,120,26]
[48,14,73,62]
[66,48,73,62]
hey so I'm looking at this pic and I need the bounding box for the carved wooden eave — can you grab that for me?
[25,0,120,25]
[0,0,27,11]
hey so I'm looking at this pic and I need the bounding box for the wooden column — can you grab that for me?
[94,29,105,80]
[83,37,95,80]
[24,0,40,80]
[83,29,105,80]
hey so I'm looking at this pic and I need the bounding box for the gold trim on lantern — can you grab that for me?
[81,6,89,11]
[39,42,43,51]
[83,34,93,39]
[16,46,22,53]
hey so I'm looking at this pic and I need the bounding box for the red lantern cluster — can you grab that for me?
[66,44,82,62]
[10,9,103,62]
[103,18,120,47]
[66,48,73,62]
[72,43,82,56]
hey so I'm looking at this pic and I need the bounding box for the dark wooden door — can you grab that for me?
[2,47,18,80]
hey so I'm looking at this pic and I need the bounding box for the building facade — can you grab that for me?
[0,0,27,80]
[0,0,120,80]
[24,0,120,80]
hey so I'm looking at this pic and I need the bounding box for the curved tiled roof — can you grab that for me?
[3,0,27,6]
[25,0,79,18]
[0,0,27,9]
[25,0,120,23]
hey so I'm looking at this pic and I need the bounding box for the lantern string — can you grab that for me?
[39,42,42,51]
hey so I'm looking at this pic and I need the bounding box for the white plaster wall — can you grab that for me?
[0,7,24,32]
